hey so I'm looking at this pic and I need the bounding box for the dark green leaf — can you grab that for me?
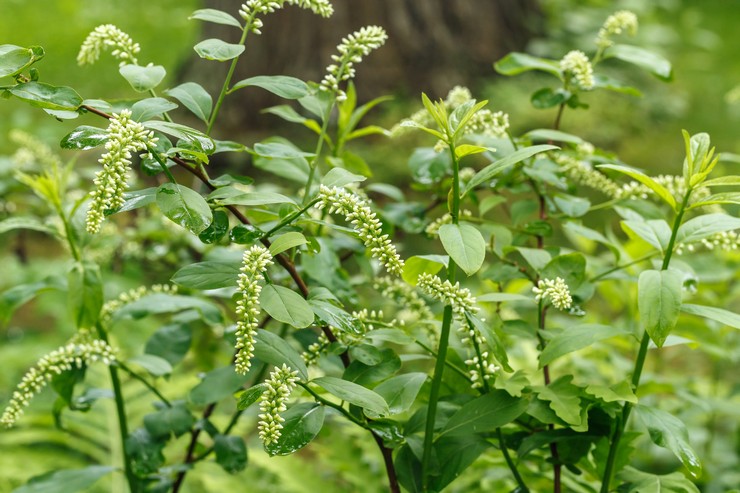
[214,435,247,473]
[533,376,583,427]
[198,209,229,244]
[540,324,629,367]
[67,261,102,329]
[166,82,212,123]
[681,303,740,330]
[259,284,314,329]
[531,87,570,109]
[254,329,309,380]
[119,64,166,92]
[145,323,192,366]
[438,223,485,276]
[172,261,240,290]
[112,293,222,325]
[373,373,427,415]
[189,366,250,406]
[430,434,490,491]
[126,428,165,476]
[636,405,702,478]
[194,38,245,61]
[265,403,325,456]
[12,465,115,493]
[312,376,389,416]
[144,121,215,154]
[343,348,401,388]
[237,384,266,410]
[0,277,65,324]
[144,403,195,438]
[127,354,173,377]
[309,299,362,334]
[156,182,213,234]
[542,252,587,290]
[60,125,107,150]
[440,390,529,437]
[9,82,82,110]
[464,144,558,194]
[639,269,683,347]
[231,75,308,99]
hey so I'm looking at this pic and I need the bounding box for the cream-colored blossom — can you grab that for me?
[1,339,118,427]
[533,277,573,311]
[239,0,333,33]
[86,110,158,234]
[317,185,404,275]
[596,10,638,49]
[416,273,478,321]
[235,245,274,374]
[101,284,177,322]
[257,364,299,446]
[77,24,140,66]
[560,50,595,90]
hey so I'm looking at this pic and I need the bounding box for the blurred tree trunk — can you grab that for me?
[181,0,542,131]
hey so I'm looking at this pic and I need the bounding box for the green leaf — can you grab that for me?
[312,376,389,416]
[617,467,700,493]
[259,284,314,329]
[130,97,177,121]
[343,348,401,388]
[9,82,82,110]
[541,252,586,290]
[194,38,245,61]
[165,82,212,123]
[430,435,490,492]
[681,303,740,330]
[622,219,672,252]
[119,64,166,92]
[533,376,583,427]
[189,366,250,406]
[373,373,427,415]
[198,209,229,244]
[585,381,638,404]
[145,323,192,366]
[553,194,590,217]
[144,121,215,155]
[189,8,243,28]
[254,329,309,380]
[144,403,195,438]
[438,223,485,276]
[0,277,64,324]
[466,313,512,372]
[464,144,557,195]
[476,293,532,303]
[676,213,740,244]
[700,175,740,187]
[265,403,325,456]
[0,217,57,236]
[127,354,173,377]
[231,75,308,99]
[112,293,222,325]
[636,406,702,478]
[688,192,740,209]
[524,129,584,145]
[60,125,107,150]
[494,52,562,77]
[214,435,247,473]
[172,261,240,289]
[604,44,673,81]
[455,144,493,160]
[263,104,308,124]
[0,44,44,78]
[309,300,363,334]
[540,324,630,367]
[638,269,683,347]
[253,141,314,159]
[531,87,570,109]
[599,164,677,209]
[592,74,642,96]
[209,189,296,206]
[236,384,266,410]
[321,167,367,188]
[156,183,213,234]
[514,246,552,271]
[11,466,115,493]
[401,255,447,285]
[269,232,307,256]
[67,261,103,329]
[439,390,528,437]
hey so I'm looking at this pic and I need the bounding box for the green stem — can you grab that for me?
[498,427,529,492]
[415,341,471,383]
[147,145,177,184]
[299,382,365,427]
[206,23,251,135]
[118,362,172,407]
[599,190,692,492]
[262,199,320,238]
[590,252,659,282]
[302,111,334,204]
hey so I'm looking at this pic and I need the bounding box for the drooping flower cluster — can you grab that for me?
[316,185,404,276]
[257,364,299,446]
[596,10,639,49]
[10,130,63,169]
[86,110,158,234]
[320,25,387,101]
[533,277,573,311]
[556,153,622,198]
[77,24,140,66]
[235,245,274,374]
[239,0,333,34]
[560,50,595,90]
[1,339,118,428]
[465,351,501,390]
[101,284,178,322]
[416,273,478,321]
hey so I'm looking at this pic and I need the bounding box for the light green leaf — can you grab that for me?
[440,390,529,437]
[269,232,308,256]
[321,167,367,188]
[189,8,243,28]
[585,381,638,404]
[372,373,427,415]
[676,213,740,244]
[131,97,178,121]
[514,246,552,271]
[127,354,173,377]
[259,285,314,328]
[636,405,702,478]
[67,261,103,329]
[605,44,673,81]
[214,435,247,473]
[165,82,212,122]
[401,255,447,285]
[254,329,309,380]
[252,141,314,159]
[194,38,245,61]
[622,219,672,252]
[156,183,213,234]
[464,145,558,194]
[0,44,44,78]
[309,300,363,334]
[455,144,493,160]
[189,365,250,405]
[11,465,115,493]
[539,324,630,368]
[681,303,740,330]
[230,75,308,99]
[144,121,215,155]
[688,192,740,209]
[9,81,82,110]
[119,64,166,92]
[599,164,677,209]
[0,217,57,236]
[477,293,532,303]
[209,190,296,207]
[524,128,584,145]
[617,467,700,493]
[533,376,583,426]
[638,269,683,347]
[112,293,222,326]
[438,223,485,276]
[494,52,562,77]
[312,376,389,417]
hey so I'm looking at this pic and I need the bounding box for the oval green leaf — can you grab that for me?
[312,376,389,417]
[438,223,485,276]
[9,81,82,110]
[265,403,325,456]
[60,125,108,150]
[194,38,245,61]
[119,64,166,92]
[230,75,309,99]
[156,183,213,234]
[259,284,314,329]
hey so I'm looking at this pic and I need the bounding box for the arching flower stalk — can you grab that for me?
[101,284,178,322]
[85,110,158,234]
[257,364,299,446]
[533,277,573,311]
[320,25,387,101]
[316,185,404,276]
[77,24,140,66]
[235,245,274,374]
[239,0,333,34]
[1,339,118,428]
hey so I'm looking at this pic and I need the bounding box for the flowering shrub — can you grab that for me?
[1,3,739,493]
